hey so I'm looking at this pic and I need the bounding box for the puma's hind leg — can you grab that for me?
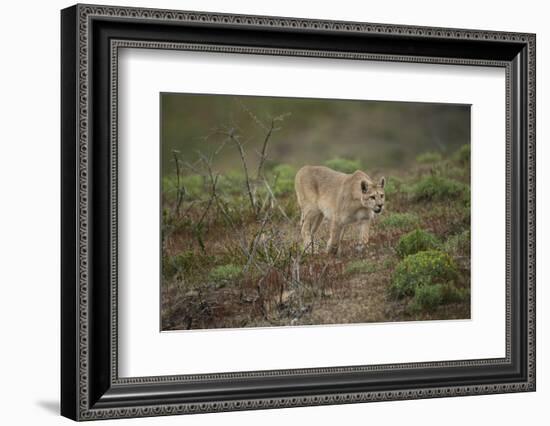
[300,208,322,252]
[326,220,345,255]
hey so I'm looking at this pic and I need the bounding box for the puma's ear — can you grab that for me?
[361,181,369,193]
[379,176,386,188]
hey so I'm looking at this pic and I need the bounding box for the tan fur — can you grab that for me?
[295,165,385,254]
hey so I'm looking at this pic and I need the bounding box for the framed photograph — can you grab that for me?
[61,4,536,421]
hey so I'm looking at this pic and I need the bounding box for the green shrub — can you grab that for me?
[162,176,180,201]
[454,144,471,165]
[443,284,469,303]
[411,283,444,310]
[416,152,442,164]
[378,212,420,231]
[408,175,467,202]
[163,250,196,279]
[272,164,296,179]
[390,250,458,298]
[396,229,439,258]
[382,257,398,270]
[324,157,361,174]
[409,283,467,311]
[181,175,204,198]
[462,185,471,209]
[209,264,242,283]
[383,176,403,196]
[217,170,245,195]
[163,174,205,201]
[345,260,377,274]
[443,230,471,257]
[438,165,468,181]
[271,164,296,196]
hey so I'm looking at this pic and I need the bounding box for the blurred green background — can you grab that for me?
[161,93,470,175]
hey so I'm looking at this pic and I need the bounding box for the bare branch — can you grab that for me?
[171,150,185,216]
[224,129,257,215]
[235,98,268,132]
[182,159,203,175]
[262,176,291,222]
[255,113,290,180]
[196,174,219,228]
[243,209,273,273]
[256,118,275,180]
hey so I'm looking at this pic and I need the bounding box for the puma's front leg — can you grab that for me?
[360,220,371,245]
[326,220,344,255]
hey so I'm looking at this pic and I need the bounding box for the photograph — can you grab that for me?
[160,93,472,331]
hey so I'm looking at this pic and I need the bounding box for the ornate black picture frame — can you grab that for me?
[61,3,536,421]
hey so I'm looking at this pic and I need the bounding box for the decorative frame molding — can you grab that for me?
[61,3,535,421]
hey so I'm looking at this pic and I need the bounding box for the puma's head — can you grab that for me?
[353,171,385,214]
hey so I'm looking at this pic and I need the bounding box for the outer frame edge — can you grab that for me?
[61,4,80,422]
[67,4,536,421]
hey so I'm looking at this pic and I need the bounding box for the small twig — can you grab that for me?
[256,118,275,180]
[262,177,291,222]
[182,159,203,175]
[235,98,269,132]
[190,172,219,254]
[243,209,273,273]
[225,129,257,215]
[171,150,185,215]
[194,150,221,228]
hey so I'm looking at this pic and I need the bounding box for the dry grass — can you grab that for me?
[161,181,470,330]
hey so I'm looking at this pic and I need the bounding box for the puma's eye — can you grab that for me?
[369,196,375,200]
[381,194,385,198]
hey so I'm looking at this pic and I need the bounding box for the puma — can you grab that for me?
[295,165,385,254]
